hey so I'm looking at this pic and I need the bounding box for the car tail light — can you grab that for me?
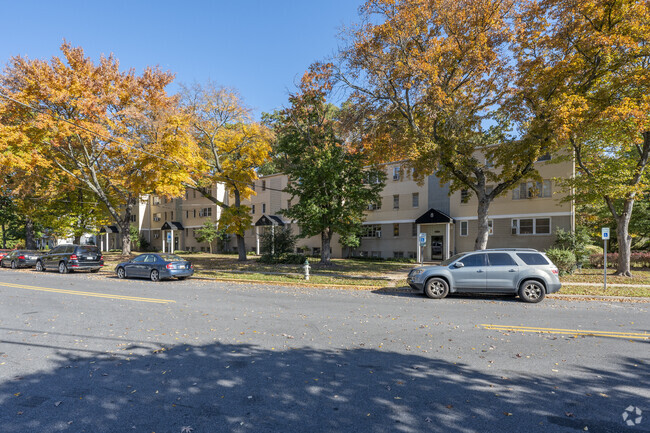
[100,255,104,260]
[70,254,78,260]
[166,263,173,269]
[18,255,25,260]
[551,267,559,275]
[190,264,193,269]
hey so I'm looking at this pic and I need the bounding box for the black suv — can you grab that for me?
[36,244,104,274]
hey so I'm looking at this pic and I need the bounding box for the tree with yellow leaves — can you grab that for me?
[181,82,273,261]
[515,0,650,276]
[0,43,199,255]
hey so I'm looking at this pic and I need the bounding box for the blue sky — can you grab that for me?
[0,0,365,117]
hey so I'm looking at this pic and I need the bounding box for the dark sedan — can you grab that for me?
[1,250,42,269]
[116,253,194,282]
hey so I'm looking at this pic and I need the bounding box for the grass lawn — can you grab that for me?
[100,252,650,297]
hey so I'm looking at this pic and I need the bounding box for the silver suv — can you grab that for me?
[407,248,561,303]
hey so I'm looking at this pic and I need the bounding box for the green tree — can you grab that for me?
[273,64,386,265]
[196,221,220,254]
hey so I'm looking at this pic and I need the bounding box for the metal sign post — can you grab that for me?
[419,233,427,263]
[602,228,610,291]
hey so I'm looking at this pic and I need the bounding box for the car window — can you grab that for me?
[459,253,486,267]
[159,254,183,262]
[488,253,517,266]
[132,255,147,263]
[65,246,76,254]
[50,246,63,254]
[144,255,157,263]
[442,253,466,266]
[76,246,99,254]
[516,253,549,265]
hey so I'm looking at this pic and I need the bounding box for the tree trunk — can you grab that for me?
[321,229,332,265]
[474,195,491,250]
[234,189,247,261]
[74,235,82,244]
[25,217,36,250]
[609,197,634,277]
[236,234,246,261]
[119,205,133,256]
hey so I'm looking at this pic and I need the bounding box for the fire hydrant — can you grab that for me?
[303,259,311,281]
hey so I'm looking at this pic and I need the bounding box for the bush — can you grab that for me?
[589,252,618,268]
[545,248,576,275]
[553,227,591,266]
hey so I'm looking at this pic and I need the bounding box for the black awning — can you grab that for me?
[99,225,119,234]
[161,221,184,230]
[415,208,454,224]
[254,215,285,227]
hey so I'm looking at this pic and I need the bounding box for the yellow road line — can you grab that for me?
[0,282,175,304]
[481,324,649,340]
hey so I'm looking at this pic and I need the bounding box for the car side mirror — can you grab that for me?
[454,262,464,268]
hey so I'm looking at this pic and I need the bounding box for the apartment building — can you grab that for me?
[244,155,574,261]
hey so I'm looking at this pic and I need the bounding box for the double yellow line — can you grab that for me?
[0,281,175,304]
[482,324,649,340]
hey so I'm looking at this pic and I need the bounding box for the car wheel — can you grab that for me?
[518,280,546,303]
[58,261,68,274]
[35,260,44,272]
[11,261,17,269]
[150,269,160,282]
[424,277,449,299]
[117,267,126,279]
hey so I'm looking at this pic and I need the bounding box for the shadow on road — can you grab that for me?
[0,341,648,432]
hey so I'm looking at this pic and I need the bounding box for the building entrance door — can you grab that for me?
[431,235,443,261]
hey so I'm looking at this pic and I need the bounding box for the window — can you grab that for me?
[412,223,417,237]
[262,203,266,213]
[193,190,196,199]
[536,152,551,162]
[511,218,551,235]
[412,193,419,208]
[393,251,404,259]
[488,220,494,235]
[186,211,189,219]
[459,253,486,267]
[252,204,256,214]
[487,253,517,266]
[153,196,160,205]
[393,194,399,209]
[393,166,400,181]
[460,221,468,236]
[512,180,552,199]
[170,211,173,220]
[485,158,494,168]
[393,223,400,237]
[129,215,136,222]
[262,180,266,191]
[154,232,160,239]
[193,209,196,218]
[200,207,212,217]
[363,225,382,238]
[517,252,550,265]
[368,199,382,211]
[153,213,161,222]
[461,189,470,203]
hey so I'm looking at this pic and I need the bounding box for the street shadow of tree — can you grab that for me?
[0,342,648,432]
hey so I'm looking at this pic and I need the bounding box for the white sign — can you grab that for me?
[419,233,427,246]
[602,227,610,240]
[167,232,172,242]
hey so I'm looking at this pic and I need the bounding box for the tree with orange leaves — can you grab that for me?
[338,0,559,250]
[0,43,199,255]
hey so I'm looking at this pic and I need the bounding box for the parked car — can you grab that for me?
[1,250,43,269]
[35,244,103,273]
[116,253,194,282]
[407,248,561,303]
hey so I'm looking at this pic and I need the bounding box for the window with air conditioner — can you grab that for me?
[392,166,400,181]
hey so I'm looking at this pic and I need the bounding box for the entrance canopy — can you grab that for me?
[415,208,454,225]
[161,221,184,231]
[99,225,119,234]
[254,215,285,227]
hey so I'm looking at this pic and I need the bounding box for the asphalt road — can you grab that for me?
[0,268,648,433]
